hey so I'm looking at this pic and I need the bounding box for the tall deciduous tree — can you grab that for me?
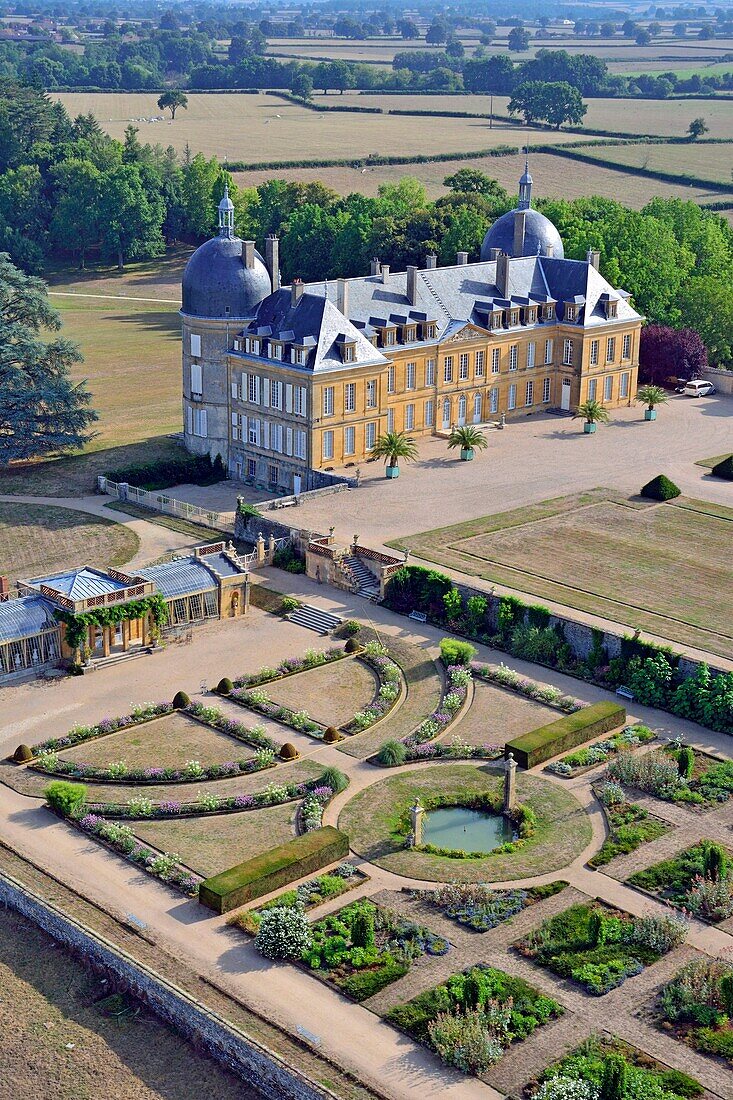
[97,163,165,268]
[509,80,586,128]
[0,253,97,462]
[678,276,733,367]
[157,90,188,119]
[508,26,531,51]
[50,158,100,267]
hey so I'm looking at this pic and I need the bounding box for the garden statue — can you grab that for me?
[410,797,425,847]
[504,752,517,812]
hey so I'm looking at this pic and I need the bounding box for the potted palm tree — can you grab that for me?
[447,424,488,461]
[573,399,610,434]
[370,430,418,479]
[636,384,668,421]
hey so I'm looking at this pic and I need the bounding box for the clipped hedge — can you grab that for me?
[199,826,349,913]
[506,701,627,769]
[711,454,733,480]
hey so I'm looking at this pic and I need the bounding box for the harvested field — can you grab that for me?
[266,658,379,728]
[573,140,733,182]
[396,491,733,660]
[451,680,558,749]
[0,906,255,1100]
[58,712,255,770]
[0,502,138,583]
[133,804,297,877]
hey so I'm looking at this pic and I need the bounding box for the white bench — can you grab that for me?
[408,610,427,623]
[616,686,634,701]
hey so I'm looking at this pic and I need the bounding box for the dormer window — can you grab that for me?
[402,324,417,343]
[543,304,555,321]
[381,326,396,347]
[233,335,244,352]
[509,310,520,327]
[524,307,537,325]
[491,311,503,330]
[421,321,437,340]
[565,305,577,323]
[248,337,261,356]
[269,341,284,361]
[291,347,306,366]
[605,300,618,319]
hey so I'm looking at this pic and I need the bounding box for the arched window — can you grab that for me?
[457,394,467,425]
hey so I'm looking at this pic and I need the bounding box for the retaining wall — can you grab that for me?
[0,871,336,1100]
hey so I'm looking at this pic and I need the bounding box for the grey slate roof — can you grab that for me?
[0,596,57,643]
[137,557,220,599]
[481,207,565,260]
[29,567,128,601]
[182,236,272,320]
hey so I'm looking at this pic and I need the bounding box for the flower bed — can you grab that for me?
[528,1035,703,1100]
[606,745,733,808]
[232,647,351,688]
[659,958,733,1066]
[409,880,568,933]
[547,725,655,777]
[87,776,337,820]
[76,811,200,896]
[30,701,174,756]
[386,964,563,1075]
[403,737,503,765]
[515,902,687,996]
[302,899,451,1002]
[628,841,733,923]
[31,703,279,784]
[376,665,473,764]
[227,863,367,935]
[471,663,584,714]
[342,648,403,734]
[588,782,670,868]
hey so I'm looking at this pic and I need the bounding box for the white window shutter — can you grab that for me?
[191,362,202,395]
[285,384,293,413]
[241,413,247,439]
[231,381,238,400]
[190,333,201,357]
[200,409,207,436]
[286,426,293,456]
[254,376,261,405]
[186,405,193,434]
[277,424,284,452]
[263,420,270,449]
[263,378,270,407]
[255,419,261,446]
[242,372,247,400]
[231,411,238,439]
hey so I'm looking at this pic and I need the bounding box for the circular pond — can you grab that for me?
[423,807,512,853]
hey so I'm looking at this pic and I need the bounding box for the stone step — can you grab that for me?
[288,604,342,635]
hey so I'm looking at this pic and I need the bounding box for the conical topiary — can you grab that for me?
[279,742,298,761]
[711,454,733,480]
[172,690,190,709]
[677,745,694,779]
[703,841,727,883]
[323,727,341,744]
[640,474,680,501]
[217,677,233,695]
[13,744,33,763]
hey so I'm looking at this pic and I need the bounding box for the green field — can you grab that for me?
[571,140,733,183]
[391,490,733,659]
[0,502,139,582]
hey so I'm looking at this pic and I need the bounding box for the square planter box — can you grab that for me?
[385,466,400,478]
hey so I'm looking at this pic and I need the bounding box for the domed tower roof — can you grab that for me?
[181,187,272,320]
[480,160,564,261]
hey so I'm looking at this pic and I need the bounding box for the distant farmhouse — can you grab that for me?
[181,166,642,493]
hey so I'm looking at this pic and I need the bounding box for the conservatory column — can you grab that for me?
[102,627,110,657]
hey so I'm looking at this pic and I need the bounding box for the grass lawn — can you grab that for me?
[266,658,379,729]
[338,766,591,882]
[0,907,255,1100]
[391,490,733,660]
[104,501,233,545]
[452,680,558,749]
[569,140,733,184]
[133,804,297,878]
[696,452,732,469]
[57,713,254,770]
[0,502,139,583]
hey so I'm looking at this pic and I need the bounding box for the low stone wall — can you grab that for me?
[701,366,733,395]
[0,871,336,1100]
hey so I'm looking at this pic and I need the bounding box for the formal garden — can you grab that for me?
[628,841,733,924]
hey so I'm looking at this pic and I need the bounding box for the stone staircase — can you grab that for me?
[342,556,381,601]
[288,603,343,635]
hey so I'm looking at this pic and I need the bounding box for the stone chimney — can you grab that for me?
[370,258,381,276]
[243,240,255,269]
[0,575,8,602]
[545,244,554,259]
[406,265,418,306]
[425,254,437,269]
[456,251,469,266]
[265,234,280,291]
[512,210,526,258]
[489,247,501,260]
[337,277,349,316]
[381,264,390,285]
[291,279,304,307]
[496,252,510,298]
[586,248,600,270]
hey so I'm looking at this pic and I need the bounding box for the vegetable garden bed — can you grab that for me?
[627,840,733,923]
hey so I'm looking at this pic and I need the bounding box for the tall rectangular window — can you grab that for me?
[248,418,260,445]
[387,408,394,433]
[475,351,485,377]
[387,365,395,394]
[590,340,599,366]
[604,375,613,400]
[322,430,334,460]
[606,337,616,362]
[491,348,500,374]
[190,334,201,357]
[508,384,517,410]
[344,425,355,455]
[405,403,415,430]
[406,362,416,390]
[248,374,260,404]
[366,380,377,408]
[247,458,256,479]
[526,341,535,369]
[293,386,306,416]
[271,379,282,410]
[542,377,551,403]
[294,430,307,459]
[509,345,518,371]
[443,356,453,382]
[525,380,534,406]
[344,382,356,412]
[323,386,334,417]
[544,338,553,364]
[425,359,436,386]
[588,377,597,401]
[620,371,630,398]
[489,388,499,413]
[191,362,203,398]
[365,422,377,450]
[424,399,434,426]
[622,334,631,360]
[459,353,469,380]
[563,339,573,366]
[193,408,207,437]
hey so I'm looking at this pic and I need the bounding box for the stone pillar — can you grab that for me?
[102,627,110,658]
[268,533,275,563]
[256,532,265,565]
[504,752,517,812]
[122,619,129,652]
[409,798,425,847]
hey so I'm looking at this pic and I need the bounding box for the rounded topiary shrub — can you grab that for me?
[172,690,190,709]
[254,906,312,960]
[344,638,360,654]
[217,677,233,695]
[323,727,341,744]
[640,474,681,501]
[712,454,733,481]
[342,620,361,637]
[13,744,33,763]
[279,742,299,760]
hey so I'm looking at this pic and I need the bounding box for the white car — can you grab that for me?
[683,380,716,397]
